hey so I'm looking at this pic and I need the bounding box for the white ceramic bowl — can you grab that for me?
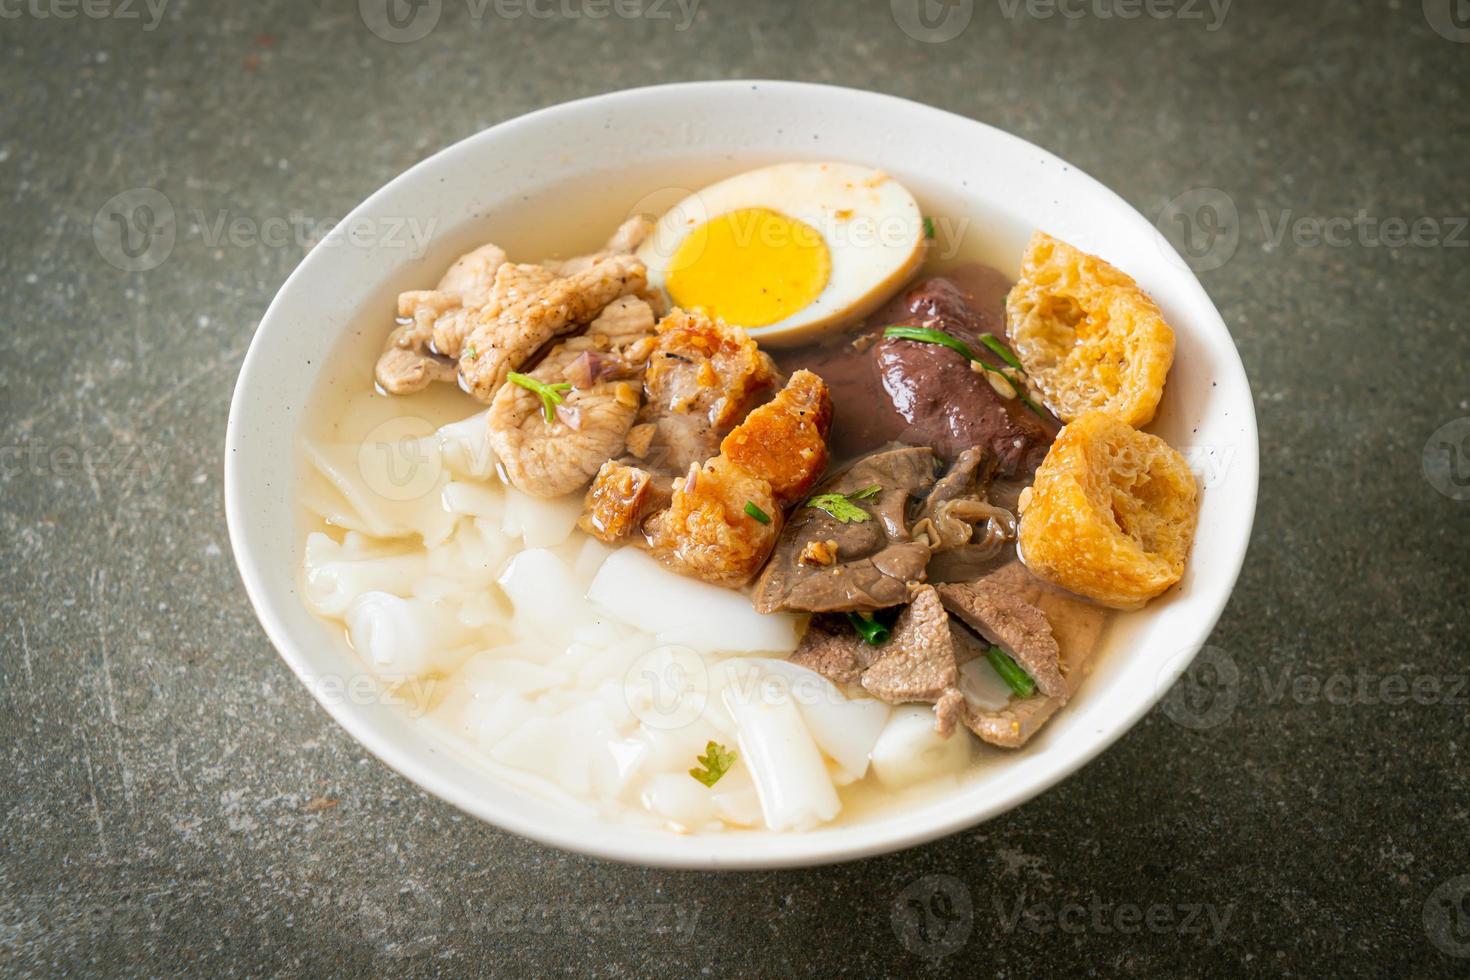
[225,81,1257,869]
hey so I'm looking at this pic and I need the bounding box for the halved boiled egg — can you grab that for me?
[636,162,927,345]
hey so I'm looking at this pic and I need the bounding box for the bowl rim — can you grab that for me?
[225,79,1259,869]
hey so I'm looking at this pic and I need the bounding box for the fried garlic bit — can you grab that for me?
[1006,231,1174,427]
[797,539,840,567]
[1018,412,1198,610]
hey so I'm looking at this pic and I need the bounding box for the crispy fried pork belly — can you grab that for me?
[645,456,782,588]
[580,460,673,543]
[637,371,832,588]
[635,308,781,473]
[718,369,832,504]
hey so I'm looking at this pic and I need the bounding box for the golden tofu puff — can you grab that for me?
[636,162,927,346]
[1006,231,1175,427]
[1018,412,1198,610]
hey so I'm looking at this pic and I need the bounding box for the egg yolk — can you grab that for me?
[666,207,831,328]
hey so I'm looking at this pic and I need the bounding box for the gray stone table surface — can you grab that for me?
[2,0,1468,975]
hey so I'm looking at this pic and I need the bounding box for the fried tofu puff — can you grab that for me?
[1018,412,1198,610]
[1006,232,1174,427]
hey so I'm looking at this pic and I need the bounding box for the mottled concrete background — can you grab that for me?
[2,0,1468,975]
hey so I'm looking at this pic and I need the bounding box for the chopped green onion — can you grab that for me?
[923,216,936,240]
[883,325,977,361]
[1011,388,1049,420]
[986,646,1036,698]
[744,500,771,524]
[847,484,882,501]
[883,326,1050,420]
[464,343,478,361]
[978,334,1025,373]
[847,612,891,646]
[506,371,572,423]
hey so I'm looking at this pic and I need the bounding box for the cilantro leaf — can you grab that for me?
[689,741,737,787]
[805,485,882,524]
